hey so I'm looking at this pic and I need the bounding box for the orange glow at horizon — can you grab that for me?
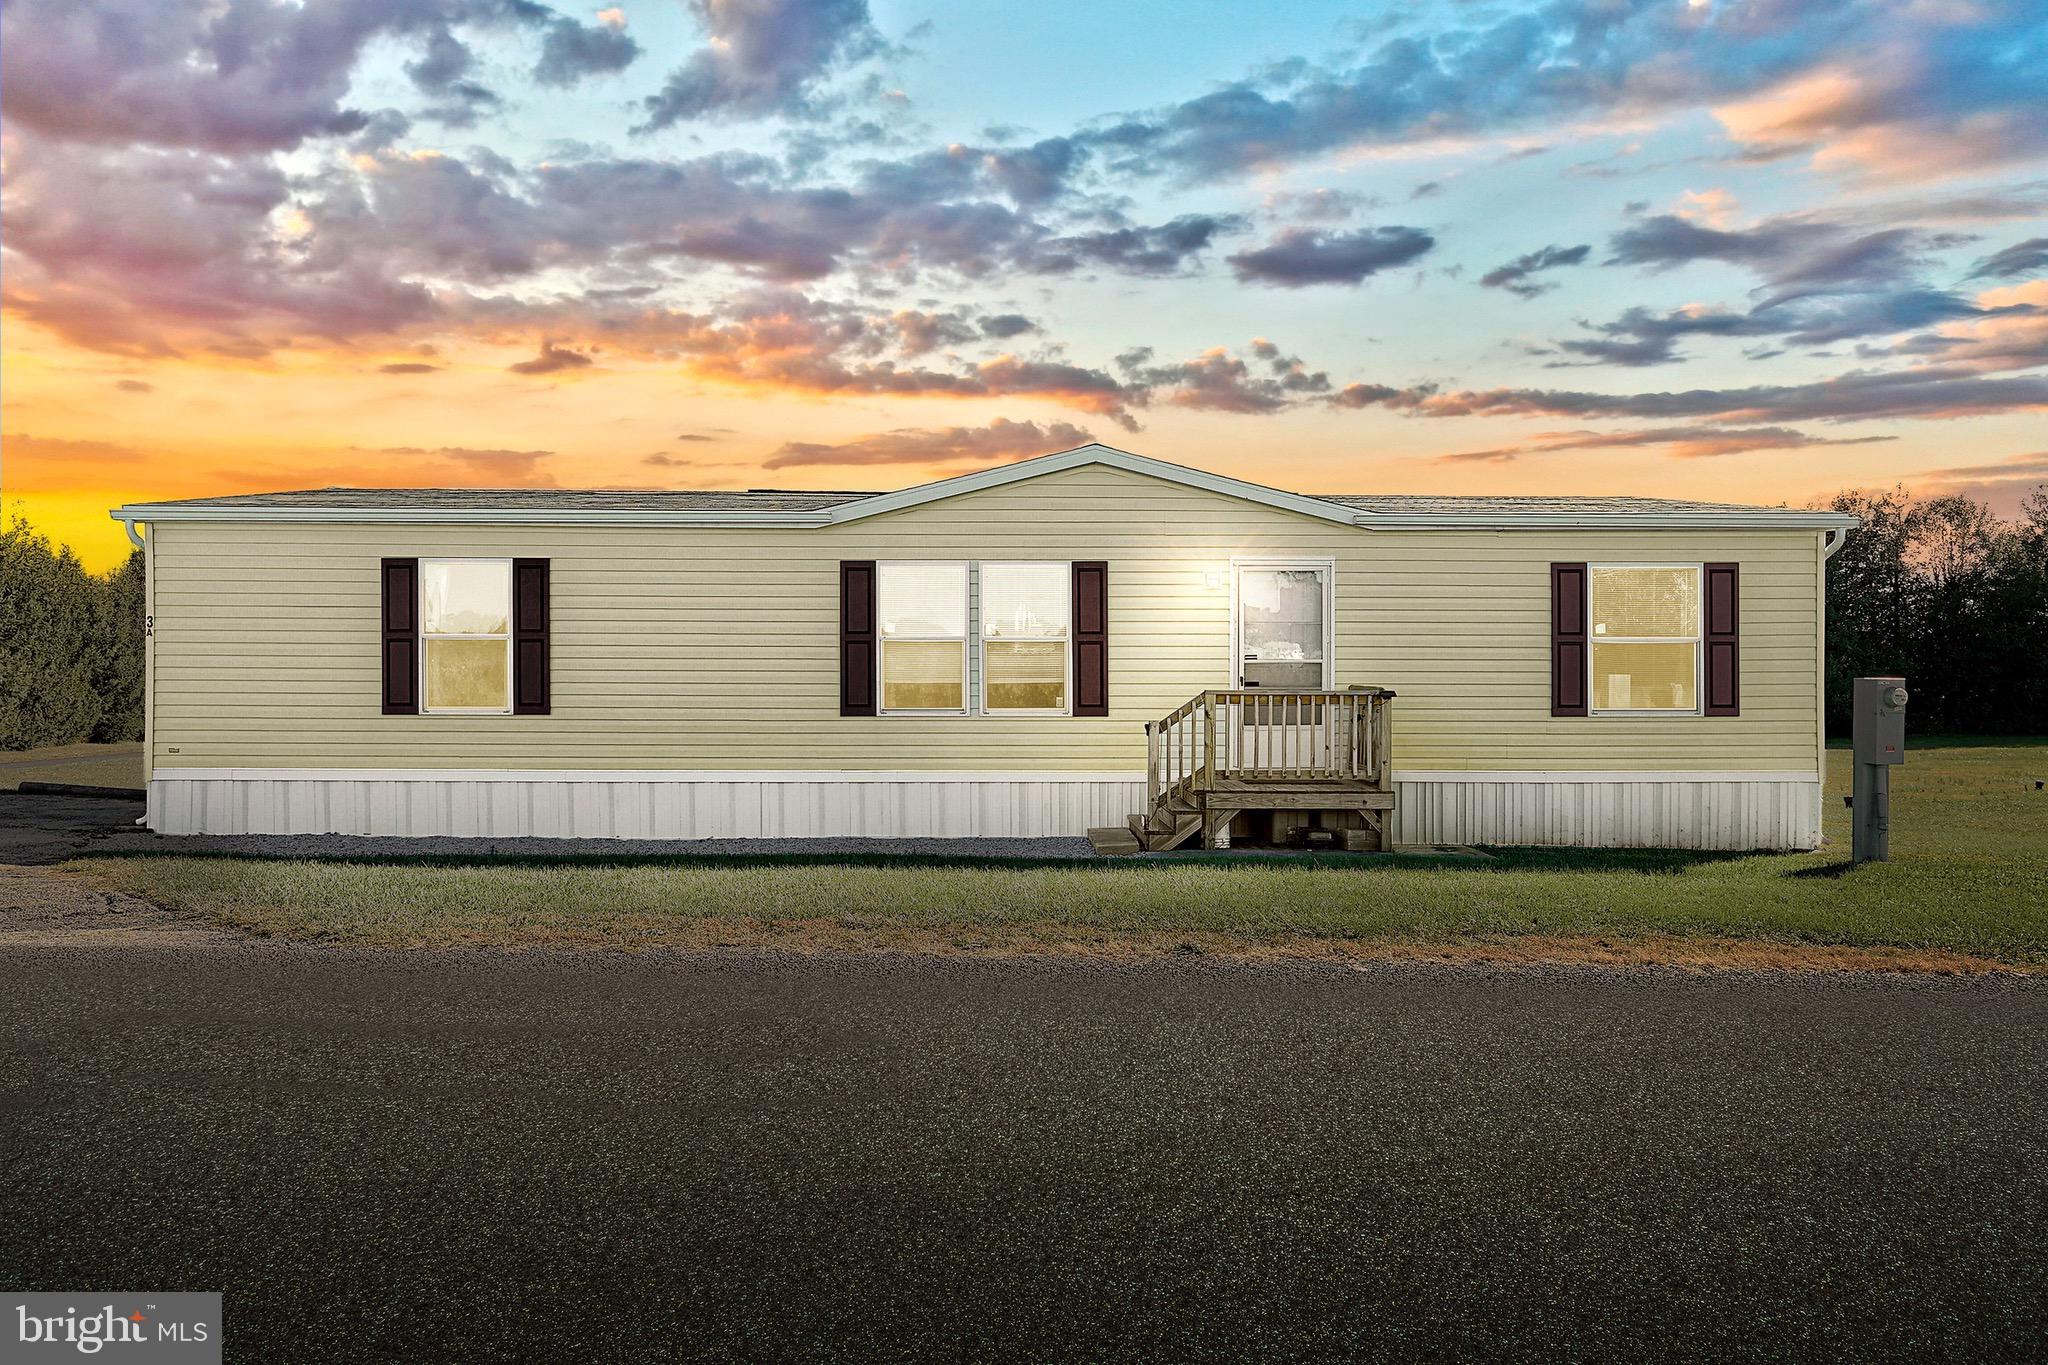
[5,304,2041,576]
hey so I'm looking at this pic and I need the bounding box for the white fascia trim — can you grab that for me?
[1392,769,1820,783]
[1362,512,1860,530]
[152,768,1146,783]
[112,506,835,529]
[823,444,1362,526]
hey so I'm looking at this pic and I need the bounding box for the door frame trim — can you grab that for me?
[1229,556,1336,690]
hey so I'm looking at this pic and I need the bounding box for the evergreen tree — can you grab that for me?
[0,514,110,747]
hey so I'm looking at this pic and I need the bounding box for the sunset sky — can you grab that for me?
[4,0,2046,571]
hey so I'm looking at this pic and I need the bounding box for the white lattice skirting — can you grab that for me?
[145,768,1824,850]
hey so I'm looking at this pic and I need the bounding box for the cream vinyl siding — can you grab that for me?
[149,464,1821,773]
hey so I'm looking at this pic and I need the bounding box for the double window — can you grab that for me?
[420,558,513,714]
[1589,564,1700,714]
[877,562,1071,714]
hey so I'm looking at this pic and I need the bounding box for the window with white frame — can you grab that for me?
[1589,565,1700,713]
[981,562,1070,712]
[421,558,513,713]
[878,562,969,712]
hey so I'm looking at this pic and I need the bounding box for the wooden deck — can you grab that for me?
[1090,688,1395,853]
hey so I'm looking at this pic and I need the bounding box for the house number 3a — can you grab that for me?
[144,614,154,638]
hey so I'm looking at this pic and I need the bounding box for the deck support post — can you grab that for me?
[1371,696,1393,795]
[1145,722,1160,811]
[1202,694,1218,789]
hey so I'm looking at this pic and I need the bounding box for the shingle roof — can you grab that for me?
[126,486,1810,518]
[112,446,1855,530]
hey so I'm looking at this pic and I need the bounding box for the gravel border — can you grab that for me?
[3,793,1472,865]
[87,830,1111,861]
[81,830,1489,863]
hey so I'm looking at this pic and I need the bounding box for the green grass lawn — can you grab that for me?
[63,742,2048,966]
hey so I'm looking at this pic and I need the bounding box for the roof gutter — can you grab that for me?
[110,505,838,529]
[108,503,1863,533]
[111,510,147,549]
[1352,511,1861,531]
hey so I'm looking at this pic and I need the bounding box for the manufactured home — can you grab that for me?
[112,444,1855,851]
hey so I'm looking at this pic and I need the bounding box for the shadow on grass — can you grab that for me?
[1476,846,1766,873]
[80,843,1778,877]
[1824,733,2048,750]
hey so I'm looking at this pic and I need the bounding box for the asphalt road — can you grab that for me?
[0,742,143,794]
[0,793,146,865]
[3,945,2042,1362]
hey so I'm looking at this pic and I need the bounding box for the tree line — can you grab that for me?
[1823,487,2048,736]
[1,514,145,749]
[2,491,2044,751]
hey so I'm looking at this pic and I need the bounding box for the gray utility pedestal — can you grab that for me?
[1850,676,1908,863]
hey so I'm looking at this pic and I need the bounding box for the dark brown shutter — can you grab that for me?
[840,561,877,716]
[513,558,550,715]
[1550,562,1588,717]
[1072,561,1108,716]
[381,557,419,715]
[1703,561,1739,716]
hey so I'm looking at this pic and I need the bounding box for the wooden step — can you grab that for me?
[1142,811,1205,852]
[1087,825,1142,856]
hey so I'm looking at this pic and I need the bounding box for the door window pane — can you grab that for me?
[1592,642,1697,711]
[425,638,511,710]
[1241,660,1325,691]
[423,560,511,635]
[1240,567,1325,688]
[985,641,1066,710]
[881,640,966,710]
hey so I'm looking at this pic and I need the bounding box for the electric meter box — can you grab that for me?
[1852,676,1908,766]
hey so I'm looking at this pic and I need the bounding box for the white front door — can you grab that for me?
[1233,562,1332,690]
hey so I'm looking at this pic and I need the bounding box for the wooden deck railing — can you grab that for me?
[1144,687,1394,812]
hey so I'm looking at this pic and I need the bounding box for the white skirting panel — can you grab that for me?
[146,770,1149,839]
[1390,771,1822,851]
[147,768,1823,848]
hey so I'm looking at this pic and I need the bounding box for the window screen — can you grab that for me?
[879,562,968,711]
[982,562,1069,711]
[1590,566,1700,712]
[420,559,512,712]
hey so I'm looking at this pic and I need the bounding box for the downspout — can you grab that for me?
[1816,525,1849,845]
[110,512,152,824]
